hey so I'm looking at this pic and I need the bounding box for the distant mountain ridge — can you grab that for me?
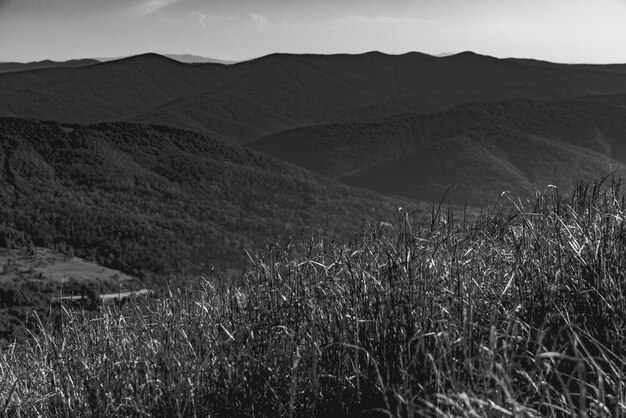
[0,54,235,75]
[163,54,238,64]
[0,58,100,74]
[4,51,626,142]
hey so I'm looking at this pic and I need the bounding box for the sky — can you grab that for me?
[1,0,626,64]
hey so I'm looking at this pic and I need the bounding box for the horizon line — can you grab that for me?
[2,50,626,66]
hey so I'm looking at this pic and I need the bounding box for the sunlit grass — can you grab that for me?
[2,176,626,417]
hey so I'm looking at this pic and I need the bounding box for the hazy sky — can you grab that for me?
[1,0,626,63]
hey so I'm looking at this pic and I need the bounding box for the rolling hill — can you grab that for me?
[251,97,626,205]
[0,118,417,280]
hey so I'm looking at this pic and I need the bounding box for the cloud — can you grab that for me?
[1,0,136,16]
[137,0,180,17]
[249,13,268,28]
[281,20,298,29]
[190,11,238,26]
[191,11,206,26]
[340,14,435,26]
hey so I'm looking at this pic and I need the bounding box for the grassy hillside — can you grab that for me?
[252,97,626,205]
[0,118,418,281]
[2,177,625,416]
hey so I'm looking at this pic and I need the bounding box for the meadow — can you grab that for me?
[1,176,625,417]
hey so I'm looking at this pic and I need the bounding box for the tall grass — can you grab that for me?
[2,177,626,417]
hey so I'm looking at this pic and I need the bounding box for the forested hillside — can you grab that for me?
[253,97,626,204]
[0,118,417,280]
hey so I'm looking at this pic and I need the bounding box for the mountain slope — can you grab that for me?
[0,54,228,130]
[251,97,626,205]
[0,118,417,279]
[340,132,624,204]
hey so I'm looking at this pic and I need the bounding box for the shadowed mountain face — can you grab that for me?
[251,97,626,205]
[0,118,415,278]
[251,96,626,205]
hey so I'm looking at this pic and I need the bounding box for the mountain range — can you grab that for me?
[0,54,234,75]
[6,51,626,142]
[2,51,626,275]
[0,59,100,74]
